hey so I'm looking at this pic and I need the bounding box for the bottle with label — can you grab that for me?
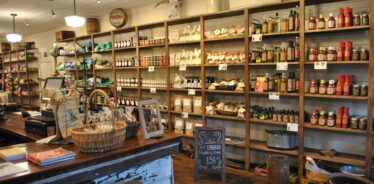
[318,14,326,29]
[264,73,269,92]
[275,13,281,33]
[295,37,300,62]
[268,74,275,92]
[308,16,317,30]
[327,80,336,95]
[327,111,336,127]
[281,12,289,32]
[338,8,345,28]
[287,72,294,93]
[328,13,336,28]
[294,11,300,31]
[288,10,294,31]
[344,41,352,61]
[342,107,349,128]
[345,7,353,27]
[336,75,344,96]
[319,110,327,126]
[287,41,295,62]
[337,41,345,61]
[343,75,351,96]
[336,107,343,128]
[280,73,287,92]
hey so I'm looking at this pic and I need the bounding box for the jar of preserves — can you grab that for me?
[361,85,368,96]
[328,13,336,28]
[319,110,327,126]
[360,49,369,61]
[310,80,319,94]
[280,47,287,62]
[262,48,268,63]
[327,111,336,127]
[267,47,274,62]
[327,47,337,61]
[318,14,326,29]
[350,117,358,129]
[309,47,318,61]
[361,13,369,26]
[359,117,367,130]
[311,109,319,125]
[352,49,360,61]
[308,16,317,30]
[318,47,327,61]
[352,84,360,96]
[319,80,327,94]
[268,19,274,33]
[327,80,336,95]
[353,14,361,26]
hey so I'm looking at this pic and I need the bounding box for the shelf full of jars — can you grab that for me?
[53,0,374,180]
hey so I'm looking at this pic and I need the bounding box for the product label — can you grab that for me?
[182,112,189,119]
[287,123,298,132]
[314,61,327,70]
[269,92,280,100]
[179,64,187,71]
[188,89,196,95]
[276,62,288,71]
[218,64,227,71]
[117,86,122,92]
[150,88,156,93]
[252,34,263,42]
[148,66,155,72]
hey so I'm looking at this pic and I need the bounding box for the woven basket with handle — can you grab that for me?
[71,89,127,152]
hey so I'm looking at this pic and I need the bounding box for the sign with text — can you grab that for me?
[148,66,155,72]
[314,61,327,70]
[269,92,280,100]
[194,127,226,182]
[150,88,156,93]
[287,123,299,132]
[188,89,196,95]
[179,64,187,71]
[218,64,227,71]
[252,34,263,42]
[276,62,288,71]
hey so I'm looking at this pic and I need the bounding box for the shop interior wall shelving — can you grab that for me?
[55,0,374,180]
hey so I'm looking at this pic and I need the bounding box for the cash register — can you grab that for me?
[24,77,65,137]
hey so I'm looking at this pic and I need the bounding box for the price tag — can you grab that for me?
[269,92,280,100]
[150,88,156,93]
[179,64,187,71]
[148,66,155,72]
[276,62,288,71]
[188,89,196,95]
[314,61,327,70]
[117,86,122,92]
[252,34,263,42]
[182,112,189,119]
[218,64,227,71]
[287,123,299,132]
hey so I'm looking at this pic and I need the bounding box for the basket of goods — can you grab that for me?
[71,89,127,152]
[215,101,239,116]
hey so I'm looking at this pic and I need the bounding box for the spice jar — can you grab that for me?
[308,16,317,30]
[310,80,319,94]
[311,109,319,125]
[327,111,336,127]
[361,85,368,96]
[318,47,327,61]
[361,13,369,26]
[350,117,358,129]
[352,84,360,96]
[318,14,326,29]
[360,49,369,61]
[352,49,360,61]
[319,80,327,94]
[318,110,327,126]
[309,47,318,61]
[359,117,367,130]
[353,14,361,26]
[327,47,337,61]
[327,80,336,95]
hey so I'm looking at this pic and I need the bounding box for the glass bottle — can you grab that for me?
[318,14,326,29]
[328,13,336,28]
[319,110,327,126]
[288,10,294,31]
[311,109,319,125]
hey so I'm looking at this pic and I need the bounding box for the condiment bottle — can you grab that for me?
[337,41,345,61]
[318,110,327,126]
[318,47,327,61]
[338,8,345,28]
[287,41,295,62]
[353,13,361,26]
[281,12,289,32]
[328,13,336,28]
[344,41,352,61]
[311,109,319,125]
[310,80,319,94]
[308,16,317,30]
[327,80,336,95]
[280,73,287,92]
[336,107,343,128]
[336,75,344,96]
[345,7,353,27]
[294,11,300,31]
[288,10,294,31]
[319,80,327,94]
[287,72,294,93]
[327,47,337,61]
[343,75,351,96]
[318,14,326,29]
[295,37,300,62]
[327,111,336,127]
[342,107,349,128]
[309,47,318,61]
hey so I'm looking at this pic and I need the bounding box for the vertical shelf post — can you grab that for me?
[244,8,251,171]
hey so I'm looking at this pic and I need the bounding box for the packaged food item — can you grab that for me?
[193,96,202,114]
[327,80,336,95]
[319,80,327,94]
[338,8,345,28]
[174,96,182,112]
[353,13,361,26]
[336,107,343,128]
[327,47,337,61]
[311,109,319,125]
[361,85,368,96]
[359,117,367,130]
[328,13,336,28]
[185,120,194,136]
[342,107,349,128]
[318,14,326,29]
[337,41,345,61]
[352,84,360,96]
[345,7,353,27]
[182,97,192,113]
[318,110,327,126]
[360,49,369,61]
[350,117,358,129]
[309,47,318,61]
[174,117,184,134]
[318,47,327,61]
[310,80,319,94]
[361,13,369,26]
[327,112,336,127]
[308,16,317,30]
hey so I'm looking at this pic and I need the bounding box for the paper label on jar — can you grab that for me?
[269,92,280,100]
[148,66,155,72]
[188,89,196,95]
[287,123,299,132]
[150,88,156,93]
[218,64,227,71]
[314,61,327,70]
[182,112,189,119]
[252,34,263,42]
[276,62,288,71]
[179,64,187,71]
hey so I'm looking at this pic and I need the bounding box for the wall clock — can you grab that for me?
[109,8,128,28]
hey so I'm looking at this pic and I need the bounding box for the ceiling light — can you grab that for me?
[65,0,85,27]
[6,14,22,43]
[97,0,101,3]
[51,9,56,18]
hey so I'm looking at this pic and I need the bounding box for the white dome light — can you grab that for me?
[65,15,85,27]
[6,33,22,43]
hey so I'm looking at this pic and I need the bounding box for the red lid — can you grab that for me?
[337,107,343,114]
[346,7,352,13]
[339,8,345,14]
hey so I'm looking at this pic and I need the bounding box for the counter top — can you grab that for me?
[0,113,43,142]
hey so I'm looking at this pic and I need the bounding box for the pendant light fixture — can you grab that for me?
[6,14,22,43]
[65,0,85,27]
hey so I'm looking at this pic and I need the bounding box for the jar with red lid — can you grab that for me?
[309,47,318,61]
[318,47,327,61]
[327,47,337,61]
[311,109,319,125]
[310,80,319,94]
[308,16,317,30]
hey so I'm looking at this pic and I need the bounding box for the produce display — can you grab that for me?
[250,105,300,124]
[172,74,202,89]
[92,54,112,69]
[169,48,201,66]
[95,77,114,87]
[251,72,299,93]
[206,101,245,118]
[250,38,300,63]
[205,24,245,39]
[94,42,112,52]
[251,10,300,34]
[308,41,369,62]
[206,51,245,64]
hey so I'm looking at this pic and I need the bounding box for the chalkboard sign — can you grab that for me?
[194,127,225,182]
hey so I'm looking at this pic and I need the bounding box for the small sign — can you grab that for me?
[269,92,280,100]
[252,34,263,42]
[150,88,156,93]
[276,62,288,71]
[314,61,327,70]
[287,123,299,132]
[188,89,196,95]
[148,66,155,72]
[218,64,227,71]
[179,64,187,71]
[182,112,189,119]
[117,86,122,92]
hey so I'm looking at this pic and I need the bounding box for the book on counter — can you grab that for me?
[0,148,26,161]
[0,162,28,178]
[27,147,76,166]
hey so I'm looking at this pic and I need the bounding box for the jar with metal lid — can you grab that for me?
[361,13,369,26]
[327,111,336,127]
[318,110,327,126]
[310,80,319,94]
[311,109,319,125]
[318,47,327,61]
[361,85,368,96]
[309,47,318,61]
[360,49,369,61]
[352,49,360,61]
[353,14,361,26]
[319,80,327,94]
[353,84,360,96]
[327,80,336,95]
[359,117,367,130]
[350,117,359,129]
[327,47,337,61]
[273,111,278,122]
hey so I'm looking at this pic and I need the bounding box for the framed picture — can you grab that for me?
[138,99,164,139]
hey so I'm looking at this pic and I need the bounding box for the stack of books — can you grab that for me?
[27,147,76,166]
[0,148,26,161]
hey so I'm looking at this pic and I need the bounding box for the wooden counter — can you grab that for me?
[0,132,181,184]
[0,113,43,142]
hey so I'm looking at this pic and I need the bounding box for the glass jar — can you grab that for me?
[361,85,368,96]
[318,47,327,61]
[262,48,268,63]
[311,109,319,125]
[361,13,369,26]
[327,47,337,61]
[360,49,369,61]
[308,16,317,30]
[319,80,327,94]
[319,110,327,126]
[353,84,360,96]
[327,111,336,127]
[327,80,336,95]
[352,49,360,61]
[309,47,318,61]
[310,80,319,94]
[318,14,326,29]
[353,14,361,26]
[359,117,367,130]
[350,117,359,129]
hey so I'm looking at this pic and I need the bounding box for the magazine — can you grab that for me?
[27,147,76,166]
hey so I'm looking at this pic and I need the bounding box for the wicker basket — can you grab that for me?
[71,89,127,152]
[216,109,238,116]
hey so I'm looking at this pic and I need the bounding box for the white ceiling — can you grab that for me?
[0,0,159,40]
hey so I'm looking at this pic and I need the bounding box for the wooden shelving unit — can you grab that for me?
[54,0,374,180]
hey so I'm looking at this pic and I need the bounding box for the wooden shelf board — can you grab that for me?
[138,44,166,49]
[249,31,299,38]
[249,62,300,66]
[204,36,245,42]
[305,26,370,34]
[138,66,168,69]
[169,65,202,68]
[118,86,138,90]
[114,47,136,51]
[206,90,245,94]
[168,40,200,45]
[303,122,367,134]
[249,91,299,96]
[140,87,167,91]
[249,119,288,126]
[250,140,298,156]
[169,88,202,92]
[95,68,113,71]
[205,114,244,121]
[304,93,368,100]
[304,61,369,65]
[115,67,138,70]
[204,63,245,67]
[169,111,202,116]
[94,50,112,54]
[181,134,246,148]
[304,149,365,167]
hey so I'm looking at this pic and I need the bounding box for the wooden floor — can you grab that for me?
[173,154,268,184]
